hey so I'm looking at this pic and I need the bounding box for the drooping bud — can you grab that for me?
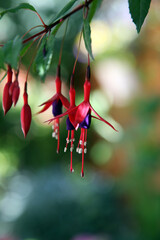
[12,81,20,106]
[9,71,20,106]
[21,91,32,138]
[2,65,13,115]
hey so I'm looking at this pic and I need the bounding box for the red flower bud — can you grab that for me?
[11,81,20,106]
[21,92,32,138]
[2,66,13,115]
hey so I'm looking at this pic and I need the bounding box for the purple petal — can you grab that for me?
[52,99,62,116]
[66,117,75,130]
[79,113,91,129]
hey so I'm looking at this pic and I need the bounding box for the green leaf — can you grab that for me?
[34,34,55,82]
[0,3,37,19]
[83,18,94,60]
[0,72,7,83]
[52,22,63,36]
[20,42,33,57]
[2,36,22,69]
[50,0,78,23]
[0,48,5,70]
[128,0,151,33]
[88,0,103,22]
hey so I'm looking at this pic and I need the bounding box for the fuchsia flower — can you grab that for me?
[47,65,117,177]
[38,65,70,153]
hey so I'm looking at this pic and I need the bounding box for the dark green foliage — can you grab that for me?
[0,3,37,19]
[88,0,103,22]
[83,17,94,60]
[33,34,55,82]
[50,0,78,23]
[1,36,22,70]
[128,0,151,33]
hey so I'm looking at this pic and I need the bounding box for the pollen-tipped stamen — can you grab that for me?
[52,119,60,153]
[64,130,70,152]
[81,128,85,177]
[70,130,75,173]
[76,130,83,154]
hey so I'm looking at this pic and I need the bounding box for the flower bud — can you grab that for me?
[12,81,20,106]
[21,92,32,137]
[2,66,13,115]
[3,82,13,115]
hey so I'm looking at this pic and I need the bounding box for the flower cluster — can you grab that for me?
[39,64,117,177]
[0,0,119,178]
[2,65,31,138]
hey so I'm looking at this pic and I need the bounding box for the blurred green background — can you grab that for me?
[0,0,160,240]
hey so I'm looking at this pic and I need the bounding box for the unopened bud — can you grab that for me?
[21,93,32,138]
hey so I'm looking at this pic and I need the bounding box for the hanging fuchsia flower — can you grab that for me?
[38,65,70,153]
[47,65,117,177]
[2,65,13,115]
[75,66,117,177]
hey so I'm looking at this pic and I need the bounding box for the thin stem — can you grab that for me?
[58,19,69,65]
[72,28,83,75]
[88,53,90,66]
[25,33,46,83]
[35,12,46,27]
[22,25,45,39]
[70,28,83,88]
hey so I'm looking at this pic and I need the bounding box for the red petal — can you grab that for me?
[90,105,118,132]
[3,82,12,115]
[74,101,90,127]
[21,104,32,137]
[59,94,70,109]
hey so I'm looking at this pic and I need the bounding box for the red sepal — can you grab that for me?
[74,101,90,128]
[90,105,118,132]
[59,94,70,109]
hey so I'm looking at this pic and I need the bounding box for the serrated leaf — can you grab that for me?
[2,36,22,70]
[0,3,37,19]
[34,34,55,82]
[83,18,94,60]
[128,0,151,33]
[88,0,103,22]
[50,0,78,24]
